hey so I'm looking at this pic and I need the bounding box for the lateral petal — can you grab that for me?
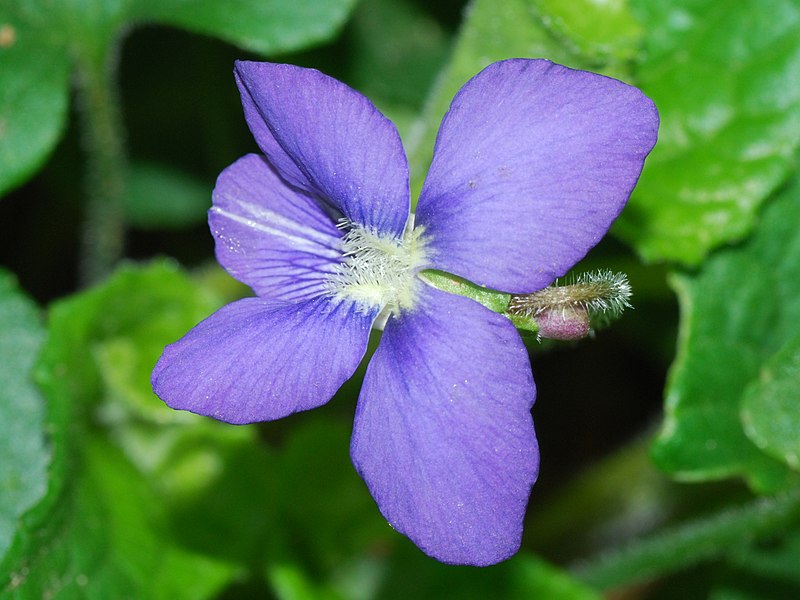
[152,297,374,424]
[417,59,659,293]
[351,286,539,565]
[235,61,410,236]
[210,153,342,301]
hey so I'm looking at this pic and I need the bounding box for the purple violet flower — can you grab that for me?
[152,59,658,566]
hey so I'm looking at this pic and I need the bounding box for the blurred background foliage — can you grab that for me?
[1,0,800,597]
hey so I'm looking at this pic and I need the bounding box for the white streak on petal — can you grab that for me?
[210,203,341,259]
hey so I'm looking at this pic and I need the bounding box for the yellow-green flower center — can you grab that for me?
[327,220,428,315]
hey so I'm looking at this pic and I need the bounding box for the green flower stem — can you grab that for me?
[573,487,800,591]
[74,39,127,284]
[419,269,511,313]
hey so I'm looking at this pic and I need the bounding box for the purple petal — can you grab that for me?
[235,61,409,236]
[152,297,374,424]
[351,286,538,565]
[210,153,342,301]
[416,59,659,293]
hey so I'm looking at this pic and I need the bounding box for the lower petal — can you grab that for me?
[152,297,374,424]
[351,286,539,565]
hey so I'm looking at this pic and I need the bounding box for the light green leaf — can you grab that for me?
[652,177,800,492]
[84,265,274,556]
[22,261,398,586]
[742,335,800,470]
[39,261,283,567]
[616,0,800,264]
[0,6,70,197]
[531,0,641,62]
[3,436,233,600]
[1,262,241,598]
[407,0,641,200]
[135,0,358,55]
[124,161,210,229]
[0,271,47,562]
[43,260,222,423]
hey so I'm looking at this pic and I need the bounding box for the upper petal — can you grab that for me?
[152,296,374,424]
[350,286,538,566]
[416,59,659,293]
[210,153,342,301]
[235,61,410,236]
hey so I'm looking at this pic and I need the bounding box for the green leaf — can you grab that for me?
[616,0,800,264]
[43,260,223,422]
[710,525,800,599]
[0,271,47,561]
[275,416,389,571]
[725,525,800,587]
[343,0,452,147]
[41,261,284,566]
[531,0,641,62]
[135,0,358,55]
[509,554,601,599]
[267,562,345,600]
[347,0,450,111]
[710,576,800,600]
[407,0,642,200]
[378,549,600,600]
[0,0,358,198]
[161,427,283,566]
[124,161,210,229]
[652,177,800,491]
[3,435,233,599]
[575,489,800,591]
[742,334,800,470]
[0,6,70,197]
[6,261,388,594]
[2,262,241,598]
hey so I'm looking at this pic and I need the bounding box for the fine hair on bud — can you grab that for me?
[507,270,632,338]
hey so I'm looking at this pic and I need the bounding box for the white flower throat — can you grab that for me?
[327,219,428,315]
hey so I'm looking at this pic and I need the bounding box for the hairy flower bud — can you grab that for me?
[507,270,632,340]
